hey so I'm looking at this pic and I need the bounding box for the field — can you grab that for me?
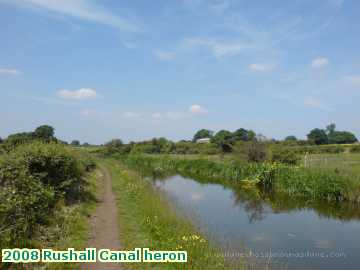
[303,152,360,176]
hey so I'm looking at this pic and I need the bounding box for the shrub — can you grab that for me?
[0,142,94,249]
[271,147,299,165]
[233,141,268,162]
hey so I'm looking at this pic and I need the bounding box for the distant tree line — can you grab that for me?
[307,123,357,145]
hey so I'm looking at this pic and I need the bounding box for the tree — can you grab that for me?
[326,123,336,135]
[34,125,55,140]
[233,128,256,142]
[0,137,2,144]
[5,132,33,146]
[307,129,328,145]
[211,130,234,152]
[105,139,123,148]
[284,135,298,142]
[328,131,357,144]
[105,139,124,153]
[70,140,80,146]
[324,123,358,144]
[193,129,213,142]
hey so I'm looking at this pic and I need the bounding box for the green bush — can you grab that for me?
[271,147,299,165]
[233,141,268,162]
[0,142,94,249]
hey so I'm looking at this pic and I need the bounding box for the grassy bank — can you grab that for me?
[116,154,360,204]
[103,158,241,270]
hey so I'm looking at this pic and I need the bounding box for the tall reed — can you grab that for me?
[116,154,360,204]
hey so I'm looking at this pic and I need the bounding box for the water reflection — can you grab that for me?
[152,174,360,270]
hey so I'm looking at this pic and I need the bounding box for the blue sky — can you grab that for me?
[1,0,360,144]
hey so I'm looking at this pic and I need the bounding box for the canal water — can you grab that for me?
[153,175,360,270]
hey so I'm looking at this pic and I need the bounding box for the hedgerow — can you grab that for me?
[0,142,95,250]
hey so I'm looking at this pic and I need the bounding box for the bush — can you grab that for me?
[271,147,299,165]
[233,141,268,162]
[0,142,94,249]
[350,145,360,153]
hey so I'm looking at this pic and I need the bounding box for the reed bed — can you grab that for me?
[116,154,360,204]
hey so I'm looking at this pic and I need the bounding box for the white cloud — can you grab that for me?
[183,38,251,58]
[0,68,21,75]
[209,0,230,14]
[122,41,137,49]
[343,75,360,87]
[121,112,142,119]
[80,109,91,116]
[248,63,276,72]
[311,57,329,68]
[152,112,188,120]
[189,104,207,114]
[151,105,207,121]
[57,88,98,100]
[6,0,141,32]
[304,97,331,111]
[154,50,176,61]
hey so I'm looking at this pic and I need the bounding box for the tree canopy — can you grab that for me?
[284,135,298,142]
[307,124,358,145]
[211,130,234,152]
[34,125,55,140]
[233,128,256,142]
[307,128,328,145]
[193,129,213,142]
[70,140,80,146]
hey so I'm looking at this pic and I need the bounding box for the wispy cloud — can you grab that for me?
[57,88,98,100]
[122,41,137,49]
[248,63,276,72]
[0,68,21,75]
[311,57,329,68]
[152,111,189,120]
[304,97,331,111]
[343,75,360,87]
[209,0,230,14]
[121,111,142,119]
[189,104,207,114]
[152,104,208,121]
[183,38,252,58]
[6,0,141,32]
[154,50,176,61]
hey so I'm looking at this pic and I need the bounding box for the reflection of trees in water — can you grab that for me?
[231,186,269,223]
[149,169,360,223]
[244,199,267,223]
[230,185,360,222]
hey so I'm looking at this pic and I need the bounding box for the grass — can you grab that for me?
[41,168,99,270]
[302,152,360,176]
[115,154,360,204]
[103,158,243,270]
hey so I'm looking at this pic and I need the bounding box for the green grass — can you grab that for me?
[302,152,360,177]
[103,158,242,270]
[42,168,99,270]
[115,154,360,204]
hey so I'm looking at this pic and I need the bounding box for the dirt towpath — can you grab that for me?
[81,164,122,270]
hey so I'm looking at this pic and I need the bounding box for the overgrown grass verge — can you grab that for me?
[39,168,99,270]
[116,154,360,204]
[104,158,243,270]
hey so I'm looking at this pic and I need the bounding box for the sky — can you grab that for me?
[1,0,360,144]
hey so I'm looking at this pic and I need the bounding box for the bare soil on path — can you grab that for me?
[81,164,122,270]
